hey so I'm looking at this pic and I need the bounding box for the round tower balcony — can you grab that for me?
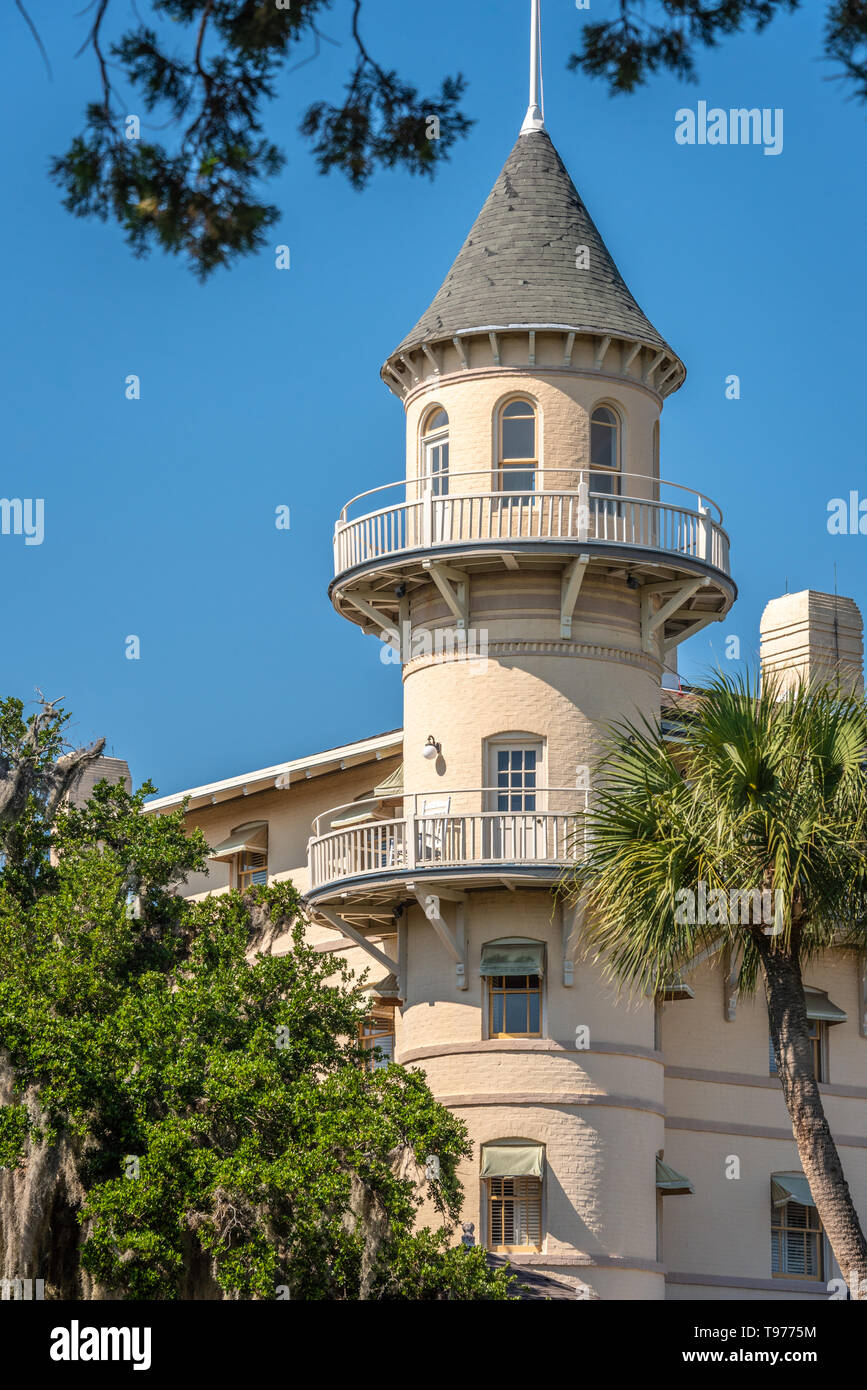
[330,469,734,648]
[306,786,586,911]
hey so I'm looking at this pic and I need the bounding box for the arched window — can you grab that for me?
[590,405,621,494]
[421,407,449,497]
[498,399,537,494]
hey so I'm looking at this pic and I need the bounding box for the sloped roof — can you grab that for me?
[388,128,678,365]
[145,730,403,813]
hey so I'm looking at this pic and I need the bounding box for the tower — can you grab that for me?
[306,7,735,1297]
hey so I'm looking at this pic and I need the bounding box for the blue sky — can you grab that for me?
[1,0,864,795]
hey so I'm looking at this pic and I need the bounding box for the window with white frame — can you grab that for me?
[421,406,449,497]
[771,1177,824,1280]
[590,404,621,495]
[237,850,268,891]
[483,737,545,862]
[486,737,543,812]
[497,399,537,494]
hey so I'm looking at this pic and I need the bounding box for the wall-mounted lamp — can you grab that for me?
[626,574,639,590]
[422,735,441,761]
[394,583,407,598]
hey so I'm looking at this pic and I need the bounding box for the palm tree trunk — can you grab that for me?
[756,932,867,1297]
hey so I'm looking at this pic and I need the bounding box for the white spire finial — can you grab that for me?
[521,0,545,133]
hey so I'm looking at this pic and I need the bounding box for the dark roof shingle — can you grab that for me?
[389,128,676,363]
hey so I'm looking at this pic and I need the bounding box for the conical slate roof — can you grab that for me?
[389,128,677,363]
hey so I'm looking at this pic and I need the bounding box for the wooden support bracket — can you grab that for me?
[642,349,665,385]
[622,341,642,374]
[413,889,467,987]
[313,907,399,977]
[724,944,742,1022]
[561,897,584,987]
[423,560,469,630]
[384,365,408,397]
[560,554,590,637]
[663,611,720,654]
[344,591,399,644]
[594,335,612,370]
[455,902,468,991]
[397,918,407,1004]
[681,937,725,976]
[399,353,419,384]
[641,579,703,652]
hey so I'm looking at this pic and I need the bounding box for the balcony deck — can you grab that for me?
[329,470,735,645]
[333,470,731,580]
[307,788,586,907]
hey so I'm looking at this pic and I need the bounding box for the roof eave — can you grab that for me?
[146,730,404,815]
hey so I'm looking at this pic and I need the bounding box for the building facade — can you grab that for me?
[149,117,867,1300]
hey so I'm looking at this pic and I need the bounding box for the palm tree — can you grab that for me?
[562,671,867,1296]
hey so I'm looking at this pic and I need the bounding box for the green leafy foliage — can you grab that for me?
[43,0,473,279]
[562,672,867,997]
[568,0,867,103]
[0,695,85,903]
[0,697,513,1300]
[0,1102,30,1170]
[13,1,867,275]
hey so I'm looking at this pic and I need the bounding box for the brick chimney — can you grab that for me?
[67,756,133,808]
[759,590,864,697]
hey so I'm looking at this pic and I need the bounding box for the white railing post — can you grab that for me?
[332,474,729,581]
[697,499,710,562]
[309,787,602,889]
[578,472,590,542]
[407,814,416,870]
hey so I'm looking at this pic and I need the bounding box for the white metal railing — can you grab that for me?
[333,469,730,578]
[308,787,587,891]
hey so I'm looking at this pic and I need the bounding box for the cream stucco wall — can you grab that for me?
[153,320,867,1300]
[661,955,867,1298]
[406,365,661,501]
[164,744,867,1299]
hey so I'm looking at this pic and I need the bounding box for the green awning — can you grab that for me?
[330,809,376,829]
[772,1173,815,1209]
[373,762,403,797]
[479,942,545,977]
[805,988,847,1024]
[481,1143,544,1180]
[208,822,267,862]
[656,1158,694,1195]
